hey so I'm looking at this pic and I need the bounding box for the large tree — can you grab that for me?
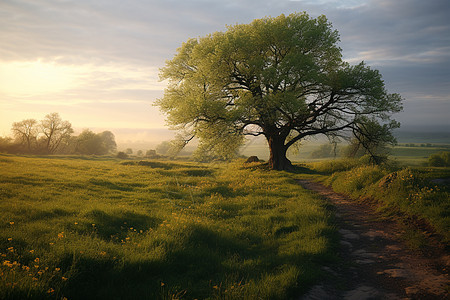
[156,13,402,170]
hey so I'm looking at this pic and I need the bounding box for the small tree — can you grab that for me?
[155,141,171,155]
[145,149,157,158]
[75,129,103,155]
[0,136,15,153]
[117,152,128,159]
[156,13,402,170]
[40,113,73,154]
[99,131,117,154]
[11,119,38,152]
[346,117,399,164]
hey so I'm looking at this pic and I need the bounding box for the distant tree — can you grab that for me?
[156,12,402,170]
[75,129,117,155]
[75,129,102,155]
[145,149,157,158]
[428,151,450,167]
[311,144,336,159]
[117,151,128,159]
[345,117,399,164]
[125,148,133,155]
[0,136,15,153]
[11,119,38,152]
[136,150,143,156]
[40,113,73,154]
[155,141,171,155]
[99,131,117,154]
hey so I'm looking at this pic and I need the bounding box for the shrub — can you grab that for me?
[310,144,336,158]
[116,151,128,159]
[428,151,450,167]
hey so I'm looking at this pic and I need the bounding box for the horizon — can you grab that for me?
[1,0,449,144]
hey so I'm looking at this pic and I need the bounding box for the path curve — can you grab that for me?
[297,179,449,300]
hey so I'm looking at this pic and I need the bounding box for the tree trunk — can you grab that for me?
[267,136,293,171]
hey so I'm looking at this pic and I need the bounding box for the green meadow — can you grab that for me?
[0,154,335,299]
[1,148,449,299]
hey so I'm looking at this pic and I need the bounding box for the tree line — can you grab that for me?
[0,112,117,155]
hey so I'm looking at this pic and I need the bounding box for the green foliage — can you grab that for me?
[155,141,171,155]
[308,156,368,174]
[40,113,74,154]
[75,129,117,155]
[156,12,402,169]
[116,151,128,159]
[428,151,450,167]
[0,155,335,299]
[310,144,337,159]
[345,117,399,164]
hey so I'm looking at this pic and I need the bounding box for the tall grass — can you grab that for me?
[0,154,335,299]
[310,158,450,244]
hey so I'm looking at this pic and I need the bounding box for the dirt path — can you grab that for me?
[297,179,449,300]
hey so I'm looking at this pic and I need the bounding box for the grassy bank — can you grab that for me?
[307,157,450,245]
[0,154,335,299]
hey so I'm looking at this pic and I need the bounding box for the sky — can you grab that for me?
[1,0,449,145]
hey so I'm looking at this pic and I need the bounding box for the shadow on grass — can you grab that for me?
[204,184,246,198]
[241,162,324,175]
[82,210,161,242]
[88,178,134,192]
[290,164,325,175]
[2,176,56,186]
[54,223,330,300]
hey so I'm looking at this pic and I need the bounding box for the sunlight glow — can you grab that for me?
[0,60,81,97]
[0,61,165,98]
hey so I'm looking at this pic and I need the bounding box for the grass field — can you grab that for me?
[2,148,448,299]
[0,154,336,299]
[306,157,450,246]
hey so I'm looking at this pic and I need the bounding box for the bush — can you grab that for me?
[428,151,450,167]
[310,144,336,158]
[116,151,128,159]
[308,156,375,174]
[326,164,386,198]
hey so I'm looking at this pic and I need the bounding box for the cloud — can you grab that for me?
[0,0,449,135]
[330,0,450,65]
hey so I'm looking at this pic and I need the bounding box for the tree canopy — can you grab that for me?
[75,129,117,155]
[11,119,38,152]
[41,112,74,154]
[156,12,403,170]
